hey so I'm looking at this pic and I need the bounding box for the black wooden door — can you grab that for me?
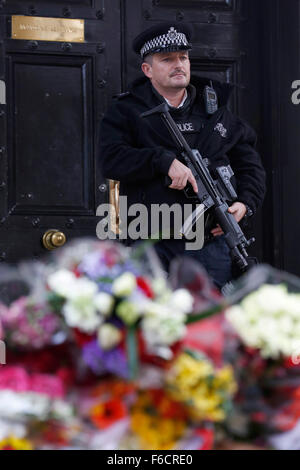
[0,0,122,262]
[0,0,265,266]
[260,0,300,276]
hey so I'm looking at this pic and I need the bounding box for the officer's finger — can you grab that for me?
[182,175,189,188]
[169,177,182,189]
[211,223,223,234]
[211,228,224,236]
[228,206,243,222]
[177,176,188,189]
[188,173,198,194]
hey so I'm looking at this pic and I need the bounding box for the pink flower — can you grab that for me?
[2,297,28,327]
[30,374,65,399]
[0,366,30,392]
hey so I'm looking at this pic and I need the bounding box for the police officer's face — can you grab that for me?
[142,51,190,92]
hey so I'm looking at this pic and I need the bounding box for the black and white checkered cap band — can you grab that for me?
[140,27,189,58]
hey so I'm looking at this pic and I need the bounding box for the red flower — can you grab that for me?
[195,427,214,450]
[284,357,300,369]
[56,367,76,389]
[90,399,127,429]
[42,422,70,446]
[72,268,82,278]
[73,329,96,347]
[136,277,154,299]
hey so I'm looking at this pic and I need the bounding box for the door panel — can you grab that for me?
[9,55,93,213]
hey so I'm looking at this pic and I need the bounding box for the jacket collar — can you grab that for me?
[127,75,234,108]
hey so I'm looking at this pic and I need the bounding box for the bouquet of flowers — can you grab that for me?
[44,239,198,379]
[223,265,300,448]
[0,238,237,449]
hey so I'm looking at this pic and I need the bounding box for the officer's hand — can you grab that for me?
[168,159,198,193]
[211,202,247,237]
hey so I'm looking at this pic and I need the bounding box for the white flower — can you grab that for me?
[225,283,300,359]
[0,391,74,422]
[127,289,151,313]
[144,301,186,321]
[141,301,186,347]
[168,289,194,314]
[63,297,102,333]
[141,314,186,347]
[94,292,114,317]
[47,269,98,300]
[47,269,78,298]
[116,301,140,325]
[112,272,136,297]
[51,400,74,419]
[69,278,98,300]
[0,391,50,420]
[97,323,122,350]
[0,419,27,440]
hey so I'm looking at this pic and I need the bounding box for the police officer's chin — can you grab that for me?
[170,76,189,88]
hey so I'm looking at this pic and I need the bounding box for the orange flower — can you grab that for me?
[90,398,127,429]
[149,389,187,420]
[91,380,136,399]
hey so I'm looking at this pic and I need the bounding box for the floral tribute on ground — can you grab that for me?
[0,240,300,450]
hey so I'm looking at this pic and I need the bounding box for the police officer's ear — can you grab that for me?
[141,54,153,79]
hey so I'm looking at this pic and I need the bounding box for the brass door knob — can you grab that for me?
[42,229,66,250]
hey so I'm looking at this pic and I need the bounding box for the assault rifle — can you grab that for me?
[141,103,255,271]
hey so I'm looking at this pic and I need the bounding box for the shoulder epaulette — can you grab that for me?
[113,91,131,100]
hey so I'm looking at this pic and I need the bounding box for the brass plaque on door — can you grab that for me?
[12,15,84,43]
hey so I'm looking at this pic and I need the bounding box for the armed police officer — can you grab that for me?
[99,22,266,289]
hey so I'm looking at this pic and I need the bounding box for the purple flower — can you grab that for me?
[79,252,140,280]
[82,340,129,379]
[39,313,60,334]
[78,253,107,279]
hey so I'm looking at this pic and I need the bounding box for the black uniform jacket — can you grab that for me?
[99,75,266,241]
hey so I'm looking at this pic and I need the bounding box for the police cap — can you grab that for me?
[132,22,192,59]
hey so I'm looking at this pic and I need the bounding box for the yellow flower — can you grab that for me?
[170,354,214,387]
[0,436,33,450]
[131,408,186,450]
[207,408,226,422]
[213,365,237,392]
[165,352,237,423]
